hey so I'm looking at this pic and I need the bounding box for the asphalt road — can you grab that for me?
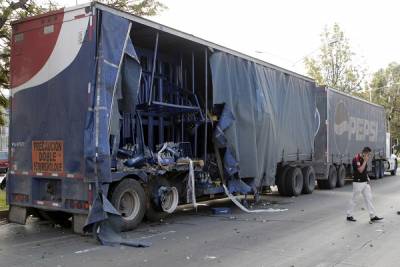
[1,174,400,267]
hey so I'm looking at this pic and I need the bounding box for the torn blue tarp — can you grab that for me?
[83,10,147,247]
[213,105,251,194]
[228,176,252,194]
[224,147,239,176]
[214,106,235,146]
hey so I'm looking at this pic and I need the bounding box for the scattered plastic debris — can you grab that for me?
[211,207,231,215]
[74,247,102,254]
[223,185,288,213]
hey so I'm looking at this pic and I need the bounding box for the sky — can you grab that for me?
[49,0,400,79]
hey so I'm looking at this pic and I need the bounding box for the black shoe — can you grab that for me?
[370,216,383,222]
[397,211,400,215]
[347,216,356,222]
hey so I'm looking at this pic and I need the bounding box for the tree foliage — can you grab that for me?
[0,0,165,125]
[304,23,366,94]
[369,62,400,145]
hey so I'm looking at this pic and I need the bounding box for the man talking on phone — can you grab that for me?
[346,147,383,222]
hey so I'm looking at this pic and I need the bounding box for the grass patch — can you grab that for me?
[0,190,8,211]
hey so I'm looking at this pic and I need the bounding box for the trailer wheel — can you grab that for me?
[285,167,303,197]
[318,166,337,189]
[277,165,292,196]
[372,161,380,179]
[379,160,385,178]
[110,179,146,231]
[145,177,173,222]
[301,166,315,194]
[390,160,397,176]
[327,166,338,189]
[336,165,346,187]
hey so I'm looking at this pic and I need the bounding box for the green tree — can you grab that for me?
[369,62,400,145]
[0,0,165,125]
[304,23,366,94]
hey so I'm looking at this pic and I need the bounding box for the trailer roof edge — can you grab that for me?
[327,87,385,110]
[93,2,314,83]
[11,3,92,25]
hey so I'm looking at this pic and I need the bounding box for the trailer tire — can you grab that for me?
[301,166,315,194]
[285,167,303,197]
[336,165,346,188]
[145,177,170,222]
[318,166,337,190]
[380,160,385,178]
[372,161,380,179]
[327,166,338,189]
[390,160,397,176]
[110,179,146,231]
[277,165,291,196]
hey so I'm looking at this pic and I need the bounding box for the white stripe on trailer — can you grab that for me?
[36,201,44,205]
[11,8,90,96]
[51,173,58,177]
[67,174,75,178]
[36,172,43,176]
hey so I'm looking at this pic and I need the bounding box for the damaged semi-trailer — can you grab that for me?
[8,2,337,233]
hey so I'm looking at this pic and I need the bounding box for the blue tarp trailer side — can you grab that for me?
[209,52,318,188]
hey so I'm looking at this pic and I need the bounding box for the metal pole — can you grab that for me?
[180,54,184,141]
[192,52,198,157]
[192,52,195,93]
[204,49,208,164]
[148,32,159,106]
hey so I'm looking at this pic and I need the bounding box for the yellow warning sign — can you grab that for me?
[32,141,64,172]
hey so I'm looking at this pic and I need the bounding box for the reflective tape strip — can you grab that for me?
[36,201,44,205]
[36,173,43,176]
[104,59,119,69]
[67,174,75,178]
[88,106,107,112]
[52,202,60,207]
[51,173,58,177]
